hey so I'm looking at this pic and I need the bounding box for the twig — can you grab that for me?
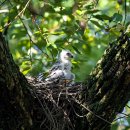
[113,111,130,122]
[123,0,127,25]
[70,103,86,118]
[57,91,62,106]
[87,0,100,22]
[19,17,49,58]
[94,0,99,7]
[113,115,128,122]
[0,0,7,7]
[34,19,50,45]
[34,20,51,58]
[118,112,130,117]
[33,88,56,129]
[5,0,31,27]
[126,105,130,109]
[19,16,33,65]
[16,0,31,18]
[29,40,32,65]
[74,98,111,124]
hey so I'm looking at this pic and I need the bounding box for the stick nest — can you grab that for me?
[28,77,85,130]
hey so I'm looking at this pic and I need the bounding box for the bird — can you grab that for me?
[50,49,73,72]
[45,49,75,85]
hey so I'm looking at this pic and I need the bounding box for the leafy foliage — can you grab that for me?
[0,0,130,129]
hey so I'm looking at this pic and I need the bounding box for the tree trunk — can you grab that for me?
[0,32,130,130]
[83,33,130,130]
[0,33,32,129]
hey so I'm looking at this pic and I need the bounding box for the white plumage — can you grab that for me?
[45,50,75,84]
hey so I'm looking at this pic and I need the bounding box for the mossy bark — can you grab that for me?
[0,32,130,130]
[83,34,130,130]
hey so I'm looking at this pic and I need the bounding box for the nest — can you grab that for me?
[28,77,85,130]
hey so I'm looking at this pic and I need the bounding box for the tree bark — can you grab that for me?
[83,33,130,130]
[0,32,130,130]
[0,33,32,130]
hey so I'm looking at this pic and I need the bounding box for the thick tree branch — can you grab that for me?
[0,33,32,129]
[83,33,130,129]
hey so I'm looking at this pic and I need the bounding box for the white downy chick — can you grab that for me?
[49,49,73,73]
[45,50,75,84]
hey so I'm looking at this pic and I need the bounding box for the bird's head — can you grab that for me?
[60,50,73,62]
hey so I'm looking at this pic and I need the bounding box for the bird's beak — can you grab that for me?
[70,54,73,58]
[68,53,73,58]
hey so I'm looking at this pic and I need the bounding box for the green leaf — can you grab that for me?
[93,14,112,21]
[8,6,17,20]
[22,67,31,75]
[36,38,47,48]
[83,4,94,10]
[126,117,130,126]
[90,20,103,28]
[111,123,118,130]
[72,46,81,54]
[112,13,123,22]
[55,34,68,44]
[61,0,75,8]
[86,9,100,14]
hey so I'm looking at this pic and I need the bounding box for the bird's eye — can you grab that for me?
[66,52,73,58]
[66,53,70,56]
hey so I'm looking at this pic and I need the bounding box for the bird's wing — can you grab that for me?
[45,70,65,81]
[37,73,44,81]
[49,61,62,73]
